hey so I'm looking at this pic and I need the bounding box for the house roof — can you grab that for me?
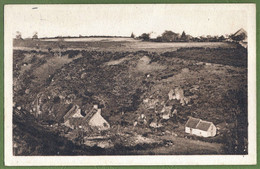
[233,28,247,37]
[63,104,80,122]
[185,117,200,128]
[185,117,214,131]
[196,121,212,131]
[83,107,98,122]
[63,105,110,129]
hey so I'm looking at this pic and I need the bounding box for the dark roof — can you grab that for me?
[185,117,214,131]
[63,105,79,121]
[233,28,247,37]
[185,117,200,128]
[55,104,73,122]
[83,107,98,122]
[196,121,212,131]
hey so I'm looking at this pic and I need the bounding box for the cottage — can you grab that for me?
[63,104,110,131]
[87,107,110,130]
[63,105,83,122]
[63,104,84,129]
[185,117,216,137]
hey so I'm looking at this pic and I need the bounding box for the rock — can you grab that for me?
[150,121,162,128]
[168,89,174,100]
[143,119,147,125]
[25,89,30,94]
[133,121,138,127]
[196,62,204,65]
[175,87,184,101]
[180,99,185,106]
[184,97,190,104]
[165,130,171,134]
[182,68,189,73]
[59,95,65,100]
[17,106,21,110]
[162,113,170,120]
[143,98,149,103]
[172,109,177,115]
[81,72,87,79]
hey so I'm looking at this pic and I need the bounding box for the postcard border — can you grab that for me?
[0,0,259,168]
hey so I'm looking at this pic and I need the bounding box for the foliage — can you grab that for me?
[32,32,38,39]
[139,33,150,41]
[180,31,188,41]
[16,31,22,39]
[161,30,179,42]
[130,32,135,38]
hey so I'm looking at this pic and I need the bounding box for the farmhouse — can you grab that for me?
[64,105,83,121]
[185,117,216,137]
[63,104,84,129]
[63,104,110,131]
[86,105,110,130]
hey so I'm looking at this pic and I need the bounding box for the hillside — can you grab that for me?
[13,41,248,155]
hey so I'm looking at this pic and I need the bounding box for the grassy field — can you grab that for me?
[14,38,238,52]
[13,38,247,155]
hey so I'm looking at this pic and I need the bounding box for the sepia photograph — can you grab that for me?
[4,4,256,166]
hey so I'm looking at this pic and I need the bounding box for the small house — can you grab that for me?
[63,104,84,129]
[63,105,83,121]
[185,117,216,137]
[63,104,110,131]
[87,107,110,130]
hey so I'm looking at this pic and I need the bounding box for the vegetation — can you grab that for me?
[138,33,150,41]
[130,32,135,38]
[15,31,22,40]
[32,32,38,39]
[13,38,247,155]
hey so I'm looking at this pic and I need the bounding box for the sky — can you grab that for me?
[5,4,248,38]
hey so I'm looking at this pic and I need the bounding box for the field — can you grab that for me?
[14,38,237,52]
[13,38,247,155]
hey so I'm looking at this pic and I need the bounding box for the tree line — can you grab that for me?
[132,30,246,42]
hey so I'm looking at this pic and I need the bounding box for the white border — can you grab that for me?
[4,4,256,166]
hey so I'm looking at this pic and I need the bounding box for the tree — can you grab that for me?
[161,30,179,42]
[139,33,150,41]
[130,32,135,38]
[155,36,162,42]
[32,32,38,39]
[180,31,188,41]
[218,35,226,41]
[15,31,22,39]
[57,36,66,57]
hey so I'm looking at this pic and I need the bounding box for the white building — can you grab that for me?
[185,117,216,137]
[88,108,110,130]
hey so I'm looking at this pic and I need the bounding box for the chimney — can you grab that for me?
[93,105,98,109]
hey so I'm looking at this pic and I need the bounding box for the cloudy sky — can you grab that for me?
[5,4,248,38]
